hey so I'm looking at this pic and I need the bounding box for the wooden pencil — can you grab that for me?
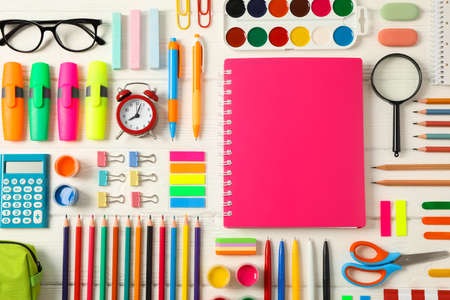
[415,98,450,104]
[146,216,154,300]
[414,109,450,115]
[87,215,96,300]
[112,216,119,300]
[170,217,177,300]
[414,121,450,127]
[134,216,142,300]
[74,215,82,300]
[194,217,201,300]
[414,147,450,152]
[182,215,189,300]
[159,216,166,300]
[373,164,450,171]
[415,134,450,140]
[373,180,450,186]
[124,216,132,300]
[99,216,108,300]
[62,215,70,300]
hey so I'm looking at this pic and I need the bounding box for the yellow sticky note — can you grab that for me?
[395,200,407,236]
[170,174,206,185]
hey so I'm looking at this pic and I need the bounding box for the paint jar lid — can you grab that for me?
[55,155,80,177]
[236,264,259,287]
[207,265,231,288]
[54,184,78,206]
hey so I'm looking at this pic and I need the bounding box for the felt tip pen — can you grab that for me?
[57,62,79,141]
[192,34,204,140]
[2,62,24,141]
[29,62,51,141]
[85,61,108,140]
[168,38,181,141]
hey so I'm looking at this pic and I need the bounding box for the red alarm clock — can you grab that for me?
[115,82,159,139]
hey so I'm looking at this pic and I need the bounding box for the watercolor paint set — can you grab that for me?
[224,0,368,50]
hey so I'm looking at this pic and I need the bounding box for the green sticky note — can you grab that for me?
[342,296,353,300]
[381,3,419,21]
[170,186,206,196]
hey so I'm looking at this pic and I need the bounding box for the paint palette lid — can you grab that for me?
[223,0,368,50]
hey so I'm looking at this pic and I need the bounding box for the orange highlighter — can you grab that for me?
[192,34,204,140]
[2,62,24,141]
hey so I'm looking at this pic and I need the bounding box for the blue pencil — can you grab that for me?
[278,240,285,300]
[415,109,450,115]
[170,217,177,300]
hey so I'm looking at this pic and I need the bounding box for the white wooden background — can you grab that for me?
[0,0,449,299]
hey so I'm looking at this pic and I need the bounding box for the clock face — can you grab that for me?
[119,98,154,132]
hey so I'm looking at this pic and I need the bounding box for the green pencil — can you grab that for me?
[124,216,132,300]
[99,216,107,300]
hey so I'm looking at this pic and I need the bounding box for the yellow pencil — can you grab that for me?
[182,214,189,300]
[292,239,300,300]
[134,216,142,300]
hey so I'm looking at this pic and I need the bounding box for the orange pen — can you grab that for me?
[2,62,24,141]
[192,34,204,140]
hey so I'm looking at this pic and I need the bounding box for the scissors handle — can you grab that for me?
[341,262,402,287]
[350,241,401,265]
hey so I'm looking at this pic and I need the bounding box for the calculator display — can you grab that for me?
[5,162,44,174]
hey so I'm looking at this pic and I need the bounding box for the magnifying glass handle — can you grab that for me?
[393,104,401,157]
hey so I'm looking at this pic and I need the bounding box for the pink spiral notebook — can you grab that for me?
[223,57,365,228]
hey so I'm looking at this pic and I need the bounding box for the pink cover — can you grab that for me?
[223,58,365,228]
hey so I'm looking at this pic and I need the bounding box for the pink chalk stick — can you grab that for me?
[129,10,141,69]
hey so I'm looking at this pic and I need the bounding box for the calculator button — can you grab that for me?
[12,209,21,216]
[1,218,10,224]
[12,217,21,224]
[33,211,42,224]
[3,179,9,185]
[22,218,31,224]
[2,202,11,208]
[11,178,17,185]
[12,202,21,209]
[23,209,32,216]
[33,202,43,209]
[2,210,10,216]
[23,202,32,208]
[13,194,22,201]
[23,194,32,201]
[13,186,22,193]
[34,194,43,201]
[19,178,26,185]
[28,178,35,185]
[36,178,43,185]
[23,186,32,193]
[34,186,43,193]
[2,186,11,193]
[2,194,11,201]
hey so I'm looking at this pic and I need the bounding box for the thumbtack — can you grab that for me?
[131,192,159,208]
[129,170,158,186]
[129,151,157,167]
[98,170,126,186]
[97,192,126,208]
[97,151,125,167]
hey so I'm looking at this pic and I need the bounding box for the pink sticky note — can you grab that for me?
[170,151,205,162]
[129,10,141,69]
[380,201,391,237]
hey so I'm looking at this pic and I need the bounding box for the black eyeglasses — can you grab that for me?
[0,18,106,53]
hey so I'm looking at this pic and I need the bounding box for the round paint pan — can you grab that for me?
[291,26,311,47]
[226,0,246,18]
[290,0,310,17]
[269,0,289,17]
[236,264,259,287]
[312,26,332,46]
[226,27,247,48]
[333,25,354,47]
[247,27,268,47]
[333,0,354,17]
[207,265,231,288]
[247,0,268,17]
[269,27,289,47]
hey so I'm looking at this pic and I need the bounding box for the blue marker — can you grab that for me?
[278,240,285,300]
[168,38,181,140]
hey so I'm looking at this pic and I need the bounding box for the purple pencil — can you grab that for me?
[62,215,70,300]
[194,217,201,300]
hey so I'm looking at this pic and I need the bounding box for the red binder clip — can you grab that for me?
[198,0,211,28]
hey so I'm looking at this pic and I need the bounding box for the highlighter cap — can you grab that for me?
[58,62,79,88]
[30,62,50,89]
[2,62,23,88]
[87,61,108,87]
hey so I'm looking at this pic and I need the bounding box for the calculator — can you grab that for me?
[0,154,49,228]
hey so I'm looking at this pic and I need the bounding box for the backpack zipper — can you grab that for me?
[0,241,42,272]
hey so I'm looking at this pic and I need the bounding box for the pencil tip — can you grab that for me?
[371,166,376,169]
[414,135,418,137]
[197,216,199,220]
[413,122,418,125]
[413,148,418,151]
[149,215,151,220]
[413,111,418,113]
[65,214,68,218]
[371,181,377,184]
[413,100,418,102]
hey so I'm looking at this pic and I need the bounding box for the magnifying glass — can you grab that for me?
[371,53,422,157]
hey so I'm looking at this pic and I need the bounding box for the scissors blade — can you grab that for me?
[395,251,449,267]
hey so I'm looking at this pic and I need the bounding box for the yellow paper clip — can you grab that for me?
[129,170,158,186]
[177,0,191,30]
[197,0,211,28]
[97,192,125,208]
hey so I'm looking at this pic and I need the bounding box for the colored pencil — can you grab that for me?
[415,134,450,140]
[323,241,330,300]
[414,146,450,152]
[87,215,95,300]
[170,217,177,300]
[414,121,450,127]
[373,164,450,171]
[194,217,201,300]
[112,216,119,300]
[62,215,69,300]
[264,239,272,300]
[415,98,450,104]
[307,239,315,300]
[124,216,132,300]
[134,216,142,300]
[182,215,189,300]
[99,216,107,300]
[278,240,285,300]
[159,216,166,300]
[146,216,153,300]
[373,180,450,186]
[414,109,450,115]
[292,239,300,300]
[74,215,82,300]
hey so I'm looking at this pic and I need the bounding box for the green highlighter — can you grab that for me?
[29,62,51,141]
[85,61,108,140]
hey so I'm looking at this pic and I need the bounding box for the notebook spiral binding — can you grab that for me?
[222,69,233,217]
[434,0,446,85]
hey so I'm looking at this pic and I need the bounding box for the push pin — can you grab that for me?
[131,192,159,208]
[98,170,126,186]
[129,151,157,167]
[97,192,126,208]
[129,170,158,186]
[97,151,125,167]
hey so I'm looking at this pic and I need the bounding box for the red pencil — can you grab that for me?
[414,121,450,127]
[264,239,272,300]
[87,215,96,300]
[414,146,450,153]
[159,216,166,300]
[74,215,82,300]
[112,216,119,300]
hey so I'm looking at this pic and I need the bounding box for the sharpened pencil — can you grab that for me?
[414,121,450,127]
[414,146,450,152]
[373,180,450,186]
[415,134,450,140]
[159,216,166,300]
[146,216,153,300]
[134,216,142,300]
[194,217,201,300]
[62,215,70,300]
[373,164,450,170]
[415,98,450,104]
[74,215,82,300]
[87,215,95,300]
[182,215,189,300]
[99,216,107,300]
[112,216,119,300]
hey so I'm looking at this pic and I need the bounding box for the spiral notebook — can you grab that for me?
[434,0,450,85]
[222,57,365,228]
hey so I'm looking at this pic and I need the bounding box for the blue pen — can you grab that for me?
[168,38,181,141]
[278,240,285,300]
[170,217,177,300]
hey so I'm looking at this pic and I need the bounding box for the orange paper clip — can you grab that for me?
[422,217,450,225]
[197,0,211,28]
[424,232,450,240]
